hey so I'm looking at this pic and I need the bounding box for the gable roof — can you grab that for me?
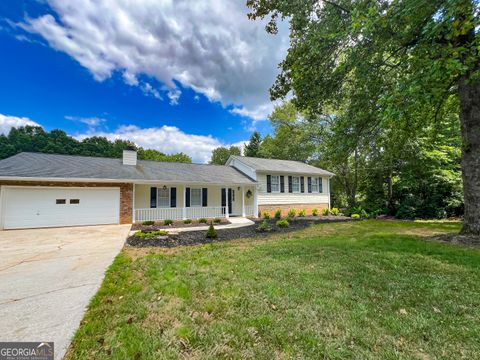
[228,156,334,176]
[0,152,255,185]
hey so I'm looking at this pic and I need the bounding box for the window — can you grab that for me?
[270,175,280,192]
[70,199,80,204]
[292,176,300,192]
[157,187,170,208]
[56,199,66,204]
[311,178,319,192]
[190,188,202,207]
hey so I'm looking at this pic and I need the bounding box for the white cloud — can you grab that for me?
[0,114,41,134]
[65,115,106,127]
[76,124,246,163]
[17,0,289,122]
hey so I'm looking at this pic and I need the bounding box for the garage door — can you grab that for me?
[1,187,120,229]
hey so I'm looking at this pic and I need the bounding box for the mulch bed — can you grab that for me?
[131,218,231,231]
[126,216,353,248]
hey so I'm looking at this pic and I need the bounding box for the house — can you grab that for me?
[0,151,334,230]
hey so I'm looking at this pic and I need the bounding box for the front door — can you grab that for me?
[221,188,233,215]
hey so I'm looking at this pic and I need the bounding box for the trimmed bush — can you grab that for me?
[142,220,155,226]
[183,219,192,224]
[134,230,168,238]
[322,208,330,216]
[298,209,306,217]
[206,223,217,239]
[330,208,340,216]
[276,219,289,228]
[164,219,173,226]
[198,218,208,223]
[287,208,296,219]
[262,211,271,219]
[312,208,318,216]
[274,209,282,219]
[351,214,361,219]
[213,218,222,223]
[257,219,271,232]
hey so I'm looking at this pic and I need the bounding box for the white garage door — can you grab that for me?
[1,187,120,229]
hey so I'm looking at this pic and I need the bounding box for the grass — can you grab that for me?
[66,220,480,359]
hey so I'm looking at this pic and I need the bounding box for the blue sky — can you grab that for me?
[0,1,288,162]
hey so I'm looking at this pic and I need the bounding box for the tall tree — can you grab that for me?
[209,146,241,165]
[244,131,262,157]
[248,0,480,235]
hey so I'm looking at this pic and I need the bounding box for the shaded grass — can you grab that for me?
[66,220,480,359]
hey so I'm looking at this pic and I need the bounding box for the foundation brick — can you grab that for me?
[258,203,328,217]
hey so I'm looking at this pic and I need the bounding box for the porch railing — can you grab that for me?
[134,207,227,222]
[244,205,256,217]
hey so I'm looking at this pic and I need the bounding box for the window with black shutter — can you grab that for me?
[150,187,157,208]
[170,187,177,207]
[202,188,208,207]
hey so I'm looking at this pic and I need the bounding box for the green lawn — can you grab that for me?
[66,220,480,359]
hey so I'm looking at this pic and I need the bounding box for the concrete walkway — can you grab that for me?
[130,217,255,235]
[0,225,130,360]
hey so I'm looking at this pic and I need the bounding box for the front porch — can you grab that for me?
[133,183,257,222]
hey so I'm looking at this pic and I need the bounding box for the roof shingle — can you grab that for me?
[229,156,334,176]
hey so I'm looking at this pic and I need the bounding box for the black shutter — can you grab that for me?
[202,188,208,207]
[150,187,157,208]
[300,176,305,193]
[308,177,312,193]
[288,176,293,193]
[319,178,323,193]
[185,187,191,207]
[170,187,177,207]
[266,175,272,193]
[280,176,285,193]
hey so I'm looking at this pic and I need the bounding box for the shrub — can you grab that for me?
[330,208,340,216]
[206,223,217,239]
[322,208,330,216]
[360,209,369,219]
[257,219,271,232]
[213,218,222,223]
[351,214,361,219]
[276,219,289,228]
[298,209,306,217]
[142,220,155,226]
[262,211,271,219]
[164,219,173,226]
[274,209,282,219]
[198,218,208,223]
[183,219,192,224]
[312,208,318,216]
[287,208,296,219]
[134,230,168,238]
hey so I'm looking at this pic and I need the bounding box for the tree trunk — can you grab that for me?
[459,75,480,235]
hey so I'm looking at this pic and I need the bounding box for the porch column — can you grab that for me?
[241,186,246,217]
[225,187,229,219]
[253,185,259,218]
[182,185,187,220]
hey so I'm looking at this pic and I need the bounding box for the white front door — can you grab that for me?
[1,187,120,229]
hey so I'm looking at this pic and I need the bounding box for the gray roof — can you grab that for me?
[229,156,334,176]
[0,152,255,185]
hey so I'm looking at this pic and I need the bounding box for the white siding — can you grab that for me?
[257,172,330,205]
[228,158,257,180]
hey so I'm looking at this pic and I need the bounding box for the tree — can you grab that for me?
[248,0,480,235]
[244,131,262,157]
[258,102,317,161]
[209,146,241,165]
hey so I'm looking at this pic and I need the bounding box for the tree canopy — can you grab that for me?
[0,126,192,163]
[209,146,241,165]
[248,0,480,234]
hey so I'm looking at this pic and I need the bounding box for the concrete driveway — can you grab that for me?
[0,225,130,359]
